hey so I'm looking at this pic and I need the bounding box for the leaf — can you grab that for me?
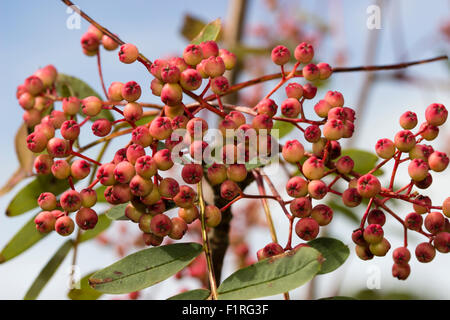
[168,289,210,300]
[180,15,207,41]
[105,203,129,220]
[95,185,107,203]
[23,240,73,300]
[6,174,70,217]
[339,149,379,175]
[217,247,322,300]
[327,200,359,223]
[55,74,113,121]
[0,124,35,196]
[89,243,203,294]
[191,18,221,45]
[319,296,356,300]
[0,214,49,263]
[79,214,112,243]
[307,237,349,274]
[273,120,296,139]
[68,272,103,300]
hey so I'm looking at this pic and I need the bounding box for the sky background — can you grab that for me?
[0,0,449,299]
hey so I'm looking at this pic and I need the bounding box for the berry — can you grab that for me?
[75,208,98,230]
[307,180,327,200]
[149,116,173,140]
[27,132,47,153]
[61,120,80,140]
[342,188,362,207]
[186,117,208,137]
[138,214,153,233]
[286,176,308,198]
[118,43,139,64]
[355,245,374,261]
[131,126,153,147]
[285,83,303,100]
[204,56,225,78]
[51,160,71,179]
[433,232,450,253]
[122,81,141,102]
[55,216,75,236]
[125,203,143,223]
[199,41,219,58]
[324,91,344,108]
[281,98,301,118]
[34,154,54,175]
[352,229,366,246]
[60,190,82,213]
[35,211,56,233]
[317,62,332,80]
[34,65,57,88]
[302,156,325,180]
[323,119,344,140]
[424,212,445,234]
[102,34,119,50]
[392,247,411,265]
[126,144,146,165]
[219,49,237,70]
[356,174,381,198]
[140,187,161,206]
[405,212,423,231]
[443,197,450,218]
[181,163,203,184]
[295,218,320,241]
[142,233,163,247]
[256,99,278,117]
[419,122,439,141]
[178,206,199,224]
[271,45,290,65]
[97,163,116,186]
[394,130,416,151]
[169,217,188,240]
[408,158,429,181]
[62,97,81,115]
[153,149,174,171]
[220,180,241,200]
[161,83,183,106]
[210,76,229,95]
[180,69,202,91]
[425,103,447,126]
[304,125,321,143]
[114,161,136,184]
[183,44,203,66]
[81,96,102,117]
[409,144,434,161]
[150,214,173,237]
[363,224,384,244]
[399,111,418,129]
[80,188,97,208]
[71,159,90,180]
[392,263,410,280]
[129,175,153,197]
[294,42,314,63]
[428,151,449,172]
[302,64,320,81]
[227,164,247,182]
[38,192,57,211]
[415,242,436,263]
[173,186,197,208]
[290,197,312,218]
[367,209,386,226]
[262,243,284,258]
[108,82,124,101]
[310,204,333,226]
[302,83,317,99]
[336,156,354,174]
[158,178,180,198]
[18,92,35,110]
[205,205,222,227]
[207,163,227,185]
[369,238,391,256]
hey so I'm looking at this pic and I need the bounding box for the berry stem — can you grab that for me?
[389,152,402,190]
[197,180,218,300]
[359,197,374,229]
[220,195,243,212]
[96,51,108,99]
[71,151,102,166]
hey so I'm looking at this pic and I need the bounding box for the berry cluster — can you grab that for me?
[15,20,449,282]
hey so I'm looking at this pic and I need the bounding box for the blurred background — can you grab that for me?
[0,0,449,300]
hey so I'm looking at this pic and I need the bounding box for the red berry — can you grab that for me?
[356,174,381,198]
[55,216,75,236]
[295,218,320,241]
[415,242,436,263]
[118,43,139,64]
[289,197,312,218]
[294,42,314,63]
[425,103,447,126]
[75,207,98,230]
[271,45,290,65]
[35,211,56,233]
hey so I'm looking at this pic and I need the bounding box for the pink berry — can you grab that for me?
[210,76,229,95]
[118,43,139,64]
[60,190,82,213]
[153,149,174,171]
[317,62,332,80]
[81,96,102,117]
[425,103,447,126]
[51,160,71,179]
[38,192,57,211]
[35,211,56,233]
[183,44,204,66]
[295,218,319,241]
[310,204,333,226]
[97,163,116,186]
[375,138,396,159]
[34,154,54,175]
[160,83,183,106]
[286,176,308,198]
[302,63,319,81]
[282,140,305,163]
[294,42,314,63]
[27,132,48,153]
[199,41,219,58]
[357,174,381,198]
[394,130,416,152]
[428,151,449,172]
[324,91,344,108]
[314,99,332,118]
[399,111,418,129]
[108,82,124,101]
[180,69,202,91]
[71,159,91,180]
[122,81,141,102]
[363,224,384,244]
[55,216,75,236]
[302,156,325,180]
[408,158,429,181]
[76,207,98,230]
[290,197,312,218]
[281,98,301,118]
[271,45,291,65]
[181,163,204,184]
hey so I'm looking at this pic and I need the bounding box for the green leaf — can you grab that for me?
[217,247,322,300]
[168,289,210,300]
[273,120,296,139]
[89,243,203,294]
[105,203,129,220]
[79,214,112,243]
[181,15,207,41]
[24,240,73,300]
[68,272,103,300]
[6,174,70,217]
[0,214,49,263]
[307,237,349,274]
[319,296,356,300]
[339,149,379,175]
[191,18,221,45]
[55,74,113,121]
[95,185,107,203]
[327,200,359,223]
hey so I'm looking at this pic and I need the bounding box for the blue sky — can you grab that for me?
[0,0,449,299]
